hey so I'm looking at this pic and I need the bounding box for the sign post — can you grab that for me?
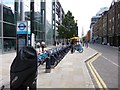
[16,21,29,54]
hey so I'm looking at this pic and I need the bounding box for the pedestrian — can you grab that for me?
[54,41,56,46]
[36,42,40,52]
[4,41,8,51]
[66,40,69,45]
[57,42,59,45]
[41,40,45,53]
[71,40,74,53]
[85,40,88,48]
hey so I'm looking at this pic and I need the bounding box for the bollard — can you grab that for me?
[45,57,51,73]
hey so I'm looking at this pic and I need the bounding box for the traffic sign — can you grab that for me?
[18,23,26,30]
[17,21,28,34]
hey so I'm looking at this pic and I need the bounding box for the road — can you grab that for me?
[89,44,119,89]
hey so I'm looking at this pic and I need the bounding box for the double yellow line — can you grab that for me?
[86,53,108,90]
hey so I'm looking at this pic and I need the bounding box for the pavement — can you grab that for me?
[0,45,98,88]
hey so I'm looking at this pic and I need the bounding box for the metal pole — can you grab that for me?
[30,0,34,46]
[1,2,3,53]
[20,0,24,21]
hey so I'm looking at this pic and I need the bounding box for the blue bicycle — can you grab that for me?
[37,52,49,66]
[74,44,83,53]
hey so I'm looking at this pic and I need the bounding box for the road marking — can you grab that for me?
[90,47,119,67]
[102,56,120,67]
[87,59,103,89]
[90,53,108,90]
[86,53,108,90]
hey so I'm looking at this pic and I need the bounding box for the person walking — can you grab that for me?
[41,40,45,53]
[71,40,74,53]
[36,42,40,52]
[85,40,88,48]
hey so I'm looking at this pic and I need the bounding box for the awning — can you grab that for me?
[70,37,80,40]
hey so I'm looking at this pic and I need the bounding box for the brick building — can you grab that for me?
[98,17,103,44]
[107,2,116,46]
[102,11,108,45]
[92,1,120,46]
[93,19,100,43]
[115,1,120,46]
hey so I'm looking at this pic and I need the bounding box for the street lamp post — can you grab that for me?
[30,0,35,47]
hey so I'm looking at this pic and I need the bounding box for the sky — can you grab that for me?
[59,0,113,37]
[1,0,114,37]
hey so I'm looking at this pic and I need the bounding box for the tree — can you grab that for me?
[57,11,78,39]
[57,25,66,39]
[82,36,86,42]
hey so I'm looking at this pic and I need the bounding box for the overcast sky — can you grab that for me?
[59,0,113,37]
[1,0,114,37]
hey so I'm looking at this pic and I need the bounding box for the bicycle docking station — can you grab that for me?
[37,45,71,73]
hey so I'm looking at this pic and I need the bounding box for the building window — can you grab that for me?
[0,38,2,49]
[52,4,55,9]
[53,10,55,14]
[113,9,114,13]
[3,38,16,52]
[53,25,54,29]
[118,14,120,19]
[41,0,45,2]
[109,28,111,31]
[112,26,114,34]
[3,7,14,23]
[118,24,119,28]
[112,17,114,22]
[3,7,7,13]
[3,23,16,37]
[0,21,1,37]
[109,19,111,22]
[53,20,55,24]
[0,5,2,20]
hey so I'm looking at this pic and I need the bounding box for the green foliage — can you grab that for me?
[57,11,78,39]
[82,36,86,42]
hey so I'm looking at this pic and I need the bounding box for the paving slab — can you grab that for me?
[0,46,97,89]
[0,46,56,88]
[37,47,97,88]
[0,53,16,88]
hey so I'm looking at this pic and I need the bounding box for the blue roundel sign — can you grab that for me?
[18,23,26,30]
[17,21,27,34]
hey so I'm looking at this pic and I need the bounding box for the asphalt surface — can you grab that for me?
[89,44,119,89]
